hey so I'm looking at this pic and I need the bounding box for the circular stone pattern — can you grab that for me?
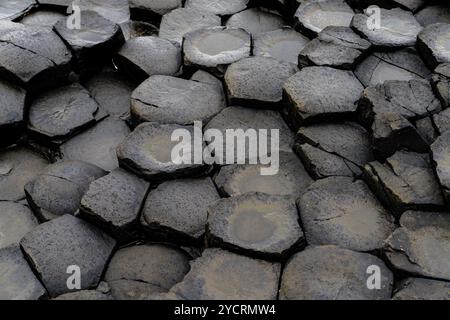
[207,193,304,259]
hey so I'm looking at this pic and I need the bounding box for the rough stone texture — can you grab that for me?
[60,118,131,172]
[114,36,181,83]
[105,244,190,300]
[351,8,422,48]
[280,245,393,300]
[393,278,450,300]
[225,57,298,108]
[283,67,364,128]
[384,211,450,281]
[355,48,431,87]
[80,169,149,239]
[364,151,445,215]
[214,151,313,198]
[159,8,221,45]
[226,8,285,36]
[298,177,395,251]
[185,0,249,16]
[0,202,38,249]
[131,75,225,125]
[415,5,450,27]
[417,23,450,69]
[0,245,47,300]
[0,79,26,147]
[433,63,450,108]
[431,131,450,202]
[25,161,106,221]
[169,248,281,300]
[295,122,373,179]
[0,147,50,201]
[142,177,220,243]
[20,214,116,297]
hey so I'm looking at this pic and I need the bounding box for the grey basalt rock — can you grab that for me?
[432,63,450,108]
[253,27,310,65]
[159,8,221,46]
[60,118,131,172]
[185,0,249,16]
[169,248,281,300]
[0,202,38,249]
[20,214,116,297]
[225,8,285,36]
[214,151,313,198]
[364,151,445,215]
[0,20,72,92]
[24,161,107,222]
[117,122,210,181]
[431,131,450,202]
[294,0,354,37]
[131,75,226,125]
[80,168,149,240]
[105,244,191,300]
[19,10,65,27]
[207,193,304,260]
[299,26,371,69]
[225,57,298,108]
[415,5,450,27]
[393,278,450,300]
[294,122,373,179]
[0,0,37,21]
[183,27,251,75]
[417,23,450,70]
[129,0,182,24]
[351,8,422,48]
[280,245,393,300]
[114,36,181,83]
[354,48,431,87]
[0,79,26,147]
[384,211,450,281]
[298,177,395,252]
[0,147,50,201]
[142,177,220,244]
[0,245,47,300]
[283,66,364,129]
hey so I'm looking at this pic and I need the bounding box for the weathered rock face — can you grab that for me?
[384,211,450,281]
[0,1,37,21]
[25,161,107,221]
[0,245,47,300]
[417,23,450,69]
[0,202,38,249]
[280,246,393,300]
[142,177,220,244]
[105,244,190,300]
[393,278,450,300]
[415,5,450,26]
[298,177,395,251]
[364,151,445,215]
[131,75,226,125]
[283,66,364,128]
[169,248,281,300]
[0,79,26,147]
[20,215,116,297]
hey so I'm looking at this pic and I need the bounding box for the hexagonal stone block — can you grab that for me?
[131,75,226,125]
[114,36,181,83]
[183,27,251,75]
[24,161,106,221]
[0,147,50,201]
[105,244,190,300]
[294,122,373,179]
[364,151,445,215]
[384,211,450,281]
[214,151,313,198]
[0,21,71,92]
[0,0,36,21]
[80,169,149,239]
[0,79,26,147]
[159,8,221,45]
[354,48,431,87]
[0,202,38,249]
[207,193,304,260]
[117,122,210,181]
[129,0,182,24]
[225,57,298,108]
[294,0,354,37]
[226,8,285,36]
[60,118,131,172]
[283,66,364,129]
[169,248,281,300]
[253,27,309,65]
[280,245,393,300]
[351,8,422,48]
[417,23,450,69]
[298,177,395,251]
[20,214,116,297]
[0,245,47,300]
[142,177,220,244]
[185,0,249,16]
[393,278,450,300]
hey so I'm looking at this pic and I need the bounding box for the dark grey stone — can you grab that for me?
[432,63,450,108]
[431,131,450,202]
[0,202,38,249]
[0,79,25,147]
